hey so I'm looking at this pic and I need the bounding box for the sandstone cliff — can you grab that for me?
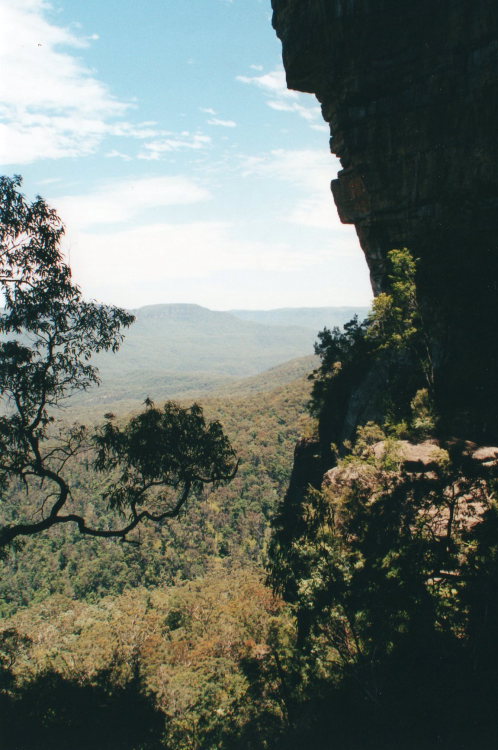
[272,0,498,442]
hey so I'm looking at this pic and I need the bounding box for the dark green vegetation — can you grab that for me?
[0,367,312,615]
[269,429,498,749]
[309,249,436,454]
[0,566,293,750]
[266,250,498,749]
[0,177,317,749]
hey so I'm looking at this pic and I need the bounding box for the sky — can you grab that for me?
[0,0,372,311]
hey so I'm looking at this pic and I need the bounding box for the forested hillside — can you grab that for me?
[0,362,315,749]
[1,565,292,750]
[69,303,363,410]
[0,365,313,616]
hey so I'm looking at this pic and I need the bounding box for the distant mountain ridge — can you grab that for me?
[94,303,318,377]
[74,303,366,411]
[228,306,369,331]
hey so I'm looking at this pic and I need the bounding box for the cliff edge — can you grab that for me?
[272,0,498,442]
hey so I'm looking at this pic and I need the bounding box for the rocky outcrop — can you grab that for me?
[323,439,498,488]
[272,0,498,442]
[323,438,496,539]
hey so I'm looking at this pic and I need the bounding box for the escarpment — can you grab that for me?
[268,7,498,742]
[272,0,498,443]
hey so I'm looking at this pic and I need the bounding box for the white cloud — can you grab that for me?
[242,148,347,231]
[0,0,134,164]
[237,68,298,99]
[138,133,211,160]
[267,99,321,122]
[207,118,237,128]
[107,122,163,140]
[0,1,246,165]
[200,107,217,115]
[54,176,211,229]
[236,67,324,128]
[105,149,132,161]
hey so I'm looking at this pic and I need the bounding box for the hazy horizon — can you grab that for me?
[125,301,369,312]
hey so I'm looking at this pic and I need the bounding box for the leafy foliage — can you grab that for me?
[267,424,498,747]
[309,315,370,418]
[0,367,315,747]
[93,401,237,527]
[5,189,494,750]
[309,249,436,440]
[366,248,419,352]
[264,248,498,747]
[367,248,434,393]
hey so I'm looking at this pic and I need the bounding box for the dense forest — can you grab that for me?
[0,369,312,749]
[0,368,313,615]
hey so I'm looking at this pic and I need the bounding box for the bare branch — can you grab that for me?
[0,480,193,547]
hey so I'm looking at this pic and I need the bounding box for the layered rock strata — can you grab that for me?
[272,0,498,441]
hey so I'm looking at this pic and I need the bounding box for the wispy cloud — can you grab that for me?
[236,67,323,127]
[0,0,133,163]
[138,133,211,160]
[207,118,237,128]
[242,148,346,231]
[105,149,132,161]
[267,99,321,122]
[237,69,298,98]
[0,0,190,165]
[54,176,211,229]
[199,107,237,128]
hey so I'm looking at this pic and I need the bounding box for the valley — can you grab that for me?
[69,303,366,416]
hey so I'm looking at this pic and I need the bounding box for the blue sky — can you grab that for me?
[0,0,372,310]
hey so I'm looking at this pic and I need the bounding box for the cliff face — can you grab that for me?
[272,0,498,442]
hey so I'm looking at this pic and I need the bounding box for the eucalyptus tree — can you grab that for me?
[0,176,237,549]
